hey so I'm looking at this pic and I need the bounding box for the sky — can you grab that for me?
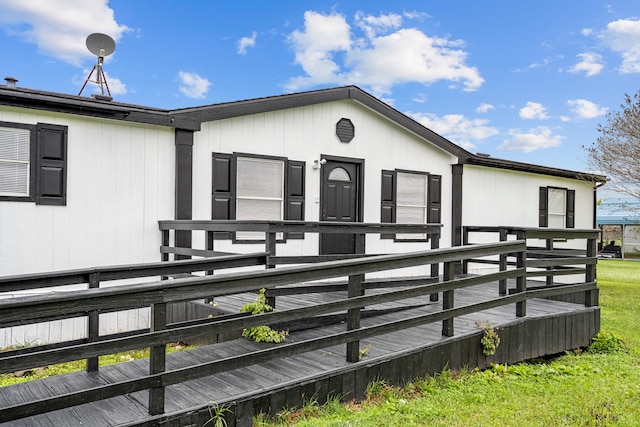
[0,0,638,198]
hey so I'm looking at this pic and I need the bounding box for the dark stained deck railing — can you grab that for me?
[158,219,443,262]
[0,253,268,372]
[158,220,444,306]
[0,234,598,423]
[462,226,598,307]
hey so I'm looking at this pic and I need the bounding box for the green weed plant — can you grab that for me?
[239,289,288,343]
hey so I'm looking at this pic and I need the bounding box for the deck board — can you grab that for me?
[0,280,597,427]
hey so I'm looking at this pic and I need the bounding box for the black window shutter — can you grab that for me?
[566,189,575,228]
[35,123,67,206]
[427,174,442,224]
[380,170,396,238]
[539,187,548,227]
[285,160,305,239]
[211,153,235,239]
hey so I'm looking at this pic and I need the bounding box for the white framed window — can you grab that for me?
[547,188,566,228]
[381,169,441,240]
[539,186,575,229]
[236,156,284,239]
[396,171,428,239]
[0,126,30,197]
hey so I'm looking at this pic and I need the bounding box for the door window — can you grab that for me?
[328,167,351,182]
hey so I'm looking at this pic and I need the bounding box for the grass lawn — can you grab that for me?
[258,260,640,427]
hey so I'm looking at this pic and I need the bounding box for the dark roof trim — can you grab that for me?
[0,86,200,130]
[0,84,605,183]
[346,87,473,160]
[172,85,603,182]
[465,155,607,183]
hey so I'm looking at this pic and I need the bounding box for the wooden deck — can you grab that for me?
[0,280,599,427]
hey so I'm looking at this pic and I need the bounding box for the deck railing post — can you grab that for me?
[516,231,527,317]
[148,302,167,416]
[462,227,469,274]
[206,231,215,276]
[430,232,440,302]
[162,229,170,262]
[585,237,597,307]
[545,237,554,286]
[204,231,215,304]
[265,230,277,308]
[355,232,366,256]
[346,273,363,362]
[86,272,100,372]
[499,228,508,295]
[441,261,455,337]
[356,232,366,297]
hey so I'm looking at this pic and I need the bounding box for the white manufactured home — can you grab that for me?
[0,81,605,347]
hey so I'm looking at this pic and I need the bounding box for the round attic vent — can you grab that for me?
[336,118,354,143]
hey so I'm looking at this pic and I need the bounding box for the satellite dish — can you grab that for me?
[86,33,116,57]
[78,33,116,98]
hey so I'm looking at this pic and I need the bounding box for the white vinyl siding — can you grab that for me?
[0,126,30,196]
[548,188,566,228]
[236,156,284,239]
[396,172,428,239]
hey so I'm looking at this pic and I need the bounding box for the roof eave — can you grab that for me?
[465,155,607,183]
[0,87,200,130]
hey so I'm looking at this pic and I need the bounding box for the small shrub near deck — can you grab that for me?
[587,330,627,354]
[475,321,500,356]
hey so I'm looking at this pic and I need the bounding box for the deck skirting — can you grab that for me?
[127,306,599,427]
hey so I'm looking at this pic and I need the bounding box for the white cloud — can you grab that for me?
[599,18,640,73]
[412,93,427,103]
[497,127,563,153]
[286,11,352,88]
[354,11,402,40]
[0,0,130,66]
[286,11,484,97]
[410,111,499,150]
[178,71,211,99]
[403,11,430,20]
[519,102,549,120]
[566,99,607,119]
[476,103,494,113]
[237,31,257,55]
[568,52,604,76]
[528,57,551,69]
[103,72,127,95]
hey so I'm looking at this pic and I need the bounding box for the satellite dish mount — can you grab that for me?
[79,33,116,98]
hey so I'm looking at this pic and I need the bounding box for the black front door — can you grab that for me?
[320,159,361,254]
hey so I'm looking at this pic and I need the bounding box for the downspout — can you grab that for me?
[175,128,194,259]
[451,163,464,247]
[594,180,606,249]
[452,163,464,273]
[593,181,605,230]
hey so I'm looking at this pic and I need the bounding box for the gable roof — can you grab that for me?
[0,82,606,183]
[171,85,474,161]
